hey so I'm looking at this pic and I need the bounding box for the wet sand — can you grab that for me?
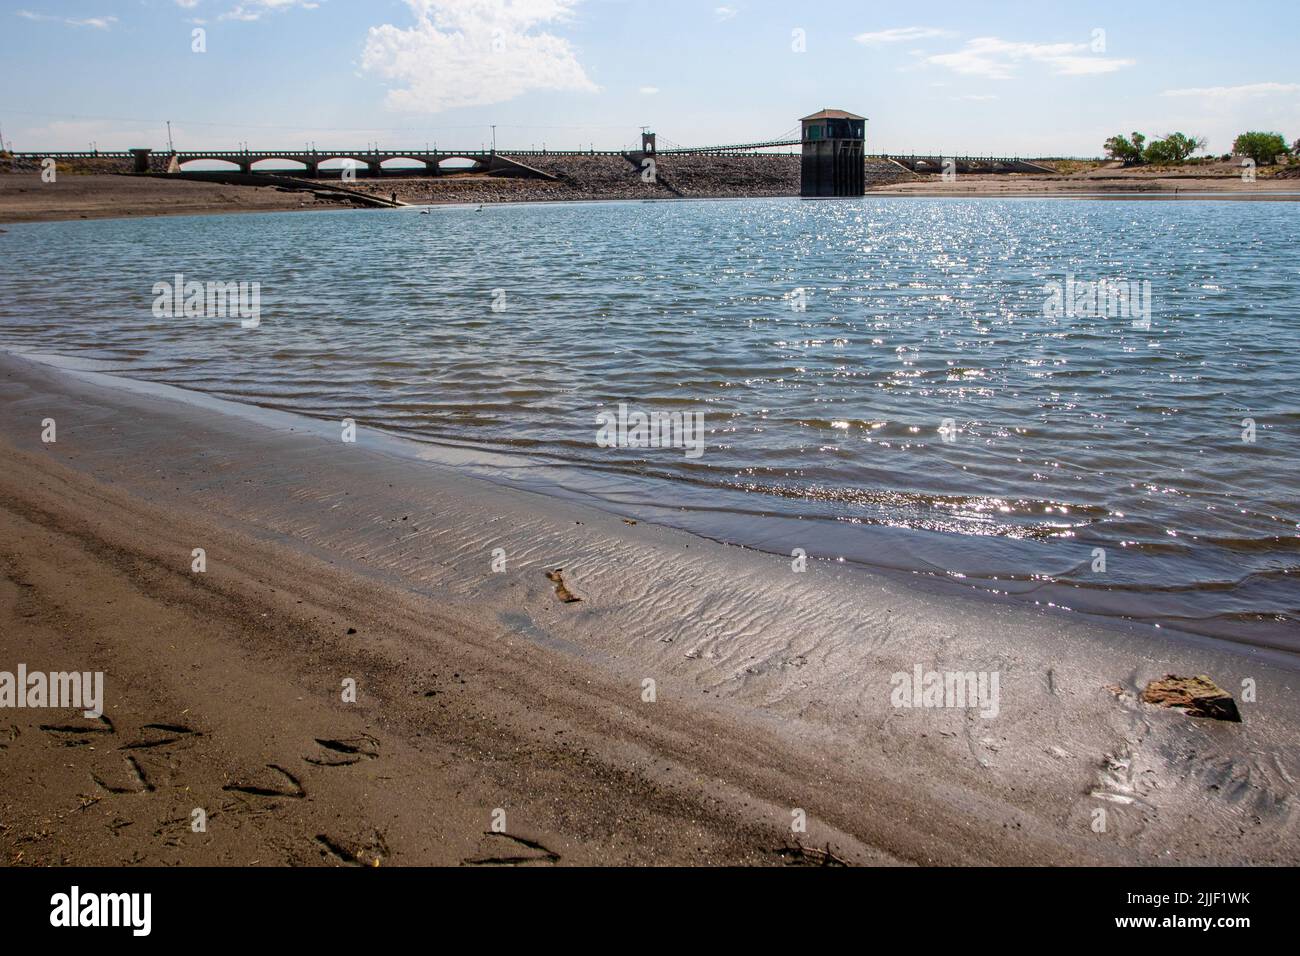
[2,351,1297,866]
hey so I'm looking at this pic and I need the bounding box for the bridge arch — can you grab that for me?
[177,157,242,171]
[437,155,484,171]
[315,156,372,169]
[249,157,308,171]
[379,156,431,169]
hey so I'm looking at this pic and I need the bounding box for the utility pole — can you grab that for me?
[166,120,174,154]
[491,125,496,152]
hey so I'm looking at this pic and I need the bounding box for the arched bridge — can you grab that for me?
[171,149,559,179]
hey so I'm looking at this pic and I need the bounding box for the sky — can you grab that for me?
[1,0,1297,157]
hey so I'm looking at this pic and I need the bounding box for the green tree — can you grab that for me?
[1232,131,1291,165]
[1104,132,1147,164]
[1142,132,1205,165]
[1143,140,1175,164]
[1162,132,1205,162]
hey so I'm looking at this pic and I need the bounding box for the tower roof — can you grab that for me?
[800,109,867,122]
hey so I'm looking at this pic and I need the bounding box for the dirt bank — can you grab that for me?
[0,174,362,224]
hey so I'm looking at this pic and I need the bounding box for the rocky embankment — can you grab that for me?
[352,155,917,205]
[1,154,135,175]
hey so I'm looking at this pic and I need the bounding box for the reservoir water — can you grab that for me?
[1,196,1296,648]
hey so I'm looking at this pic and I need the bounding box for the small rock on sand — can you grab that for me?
[1140,674,1241,722]
[545,568,581,604]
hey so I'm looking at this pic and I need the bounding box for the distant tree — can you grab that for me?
[1143,139,1176,164]
[1142,133,1204,165]
[1232,131,1291,165]
[1159,132,1206,162]
[1104,132,1147,165]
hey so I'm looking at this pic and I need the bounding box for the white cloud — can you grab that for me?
[922,36,1133,80]
[222,0,320,22]
[16,10,118,29]
[639,86,660,95]
[362,0,598,113]
[1163,82,1300,99]
[855,26,955,45]
[714,6,737,21]
[955,94,998,101]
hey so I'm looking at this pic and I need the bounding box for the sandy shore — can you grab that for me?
[0,174,361,224]
[1,351,1297,866]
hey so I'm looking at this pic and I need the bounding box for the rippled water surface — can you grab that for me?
[1,198,1297,647]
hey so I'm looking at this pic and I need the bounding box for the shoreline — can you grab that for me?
[4,170,1299,224]
[18,350,1292,659]
[3,351,1297,866]
[0,174,362,225]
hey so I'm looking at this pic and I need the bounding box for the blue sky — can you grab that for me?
[2,0,1297,157]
